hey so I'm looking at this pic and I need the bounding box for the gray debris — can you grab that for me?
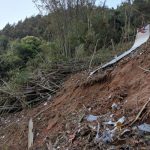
[101,129,114,143]
[111,103,118,110]
[86,115,99,122]
[104,120,115,126]
[138,123,150,133]
[115,116,125,126]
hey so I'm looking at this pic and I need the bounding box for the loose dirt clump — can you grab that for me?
[81,71,111,88]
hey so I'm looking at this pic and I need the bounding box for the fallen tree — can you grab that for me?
[0,60,88,114]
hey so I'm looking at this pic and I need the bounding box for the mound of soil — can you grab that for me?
[1,43,150,149]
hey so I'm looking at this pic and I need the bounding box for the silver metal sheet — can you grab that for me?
[90,25,150,76]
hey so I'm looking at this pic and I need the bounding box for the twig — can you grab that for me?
[46,140,53,150]
[111,39,115,52]
[130,98,150,126]
[49,80,60,88]
[0,88,14,96]
[37,83,57,93]
[138,66,150,72]
[89,39,100,71]
[30,81,57,93]
[33,105,52,119]
[0,79,11,90]
[95,121,100,142]
[0,106,19,110]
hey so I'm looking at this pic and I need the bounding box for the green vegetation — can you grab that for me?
[0,0,150,113]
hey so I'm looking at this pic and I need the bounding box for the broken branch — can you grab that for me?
[130,98,150,126]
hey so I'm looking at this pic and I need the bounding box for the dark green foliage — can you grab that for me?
[15,36,42,61]
[0,35,8,52]
[0,1,149,57]
[0,36,43,78]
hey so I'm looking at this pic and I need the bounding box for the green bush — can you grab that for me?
[45,41,67,62]
[7,69,31,91]
[13,36,42,63]
[21,36,41,48]
[1,50,22,66]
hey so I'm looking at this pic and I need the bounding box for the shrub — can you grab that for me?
[14,36,42,63]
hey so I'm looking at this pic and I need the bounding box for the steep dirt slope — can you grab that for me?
[1,43,150,149]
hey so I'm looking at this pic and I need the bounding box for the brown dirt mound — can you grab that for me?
[1,43,150,149]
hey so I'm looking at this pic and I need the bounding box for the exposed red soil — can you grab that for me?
[1,43,150,149]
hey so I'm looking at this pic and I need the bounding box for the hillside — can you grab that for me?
[0,39,150,149]
[1,0,150,150]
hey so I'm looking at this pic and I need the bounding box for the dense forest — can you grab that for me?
[0,0,150,112]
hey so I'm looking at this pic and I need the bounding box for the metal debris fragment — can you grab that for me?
[86,115,99,122]
[111,103,118,110]
[28,118,34,150]
[138,123,150,133]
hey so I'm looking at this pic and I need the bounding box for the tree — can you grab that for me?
[133,0,150,25]
[14,36,42,63]
[32,0,97,57]
[0,35,9,52]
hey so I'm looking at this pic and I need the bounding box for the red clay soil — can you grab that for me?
[1,43,150,149]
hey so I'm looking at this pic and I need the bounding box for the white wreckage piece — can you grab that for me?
[90,24,150,76]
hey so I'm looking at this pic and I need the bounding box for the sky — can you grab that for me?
[0,0,123,30]
[106,0,124,8]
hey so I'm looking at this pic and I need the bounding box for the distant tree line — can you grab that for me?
[0,0,150,81]
[0,0,150,55]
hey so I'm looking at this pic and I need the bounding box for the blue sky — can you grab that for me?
[0,0,123,29]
